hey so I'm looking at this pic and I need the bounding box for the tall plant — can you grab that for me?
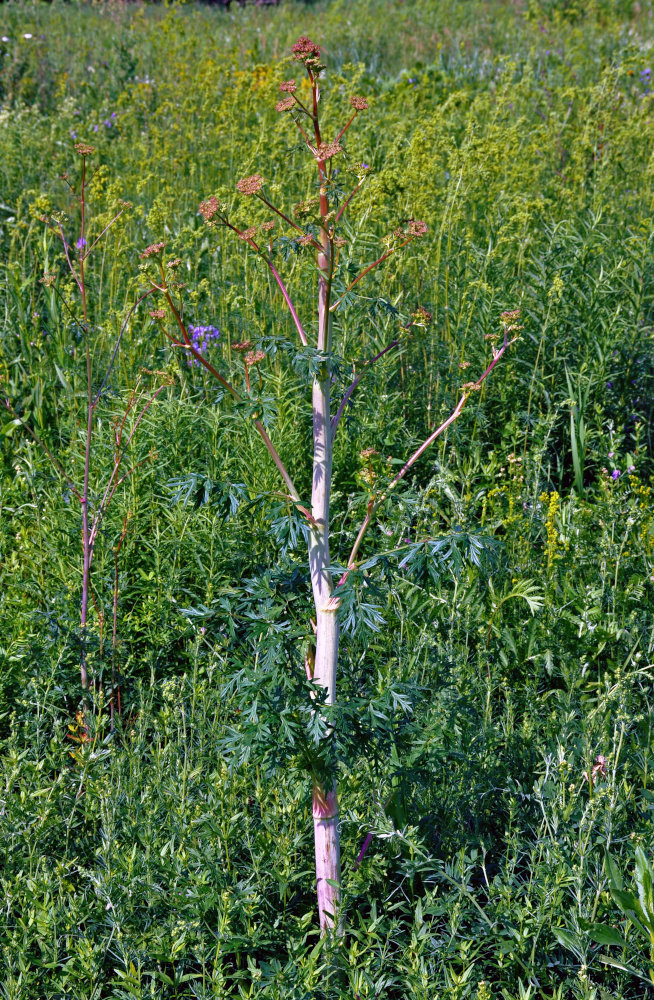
[143,37,519,933]
[3,142,165,693]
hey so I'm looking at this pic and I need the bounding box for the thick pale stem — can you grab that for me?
[313,779,341,934]
[307,170,342,933]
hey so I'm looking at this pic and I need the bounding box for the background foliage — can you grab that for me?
[1,0,654,996]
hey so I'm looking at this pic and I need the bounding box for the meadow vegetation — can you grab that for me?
[0,0,654,996]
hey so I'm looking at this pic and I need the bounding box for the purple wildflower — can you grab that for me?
[188,324,221,366]
[612,470,620,480]
[76,237,87,250]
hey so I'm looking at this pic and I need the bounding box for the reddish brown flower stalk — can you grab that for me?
[328,323,520,603]
[330,223,428,311]
[152,265,300,501]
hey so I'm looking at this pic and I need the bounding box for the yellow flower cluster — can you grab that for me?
[540,491,561,571]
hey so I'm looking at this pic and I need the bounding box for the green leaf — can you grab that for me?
[635,846,654,928]
[553,926,582,956]
[1,419,20,437]
[606,852,624,892]
[54,363,72,392]
[586,923,628,948]
[599,954,654,985]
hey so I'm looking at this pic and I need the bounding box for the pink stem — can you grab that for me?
[331,339,399,436]
[265,260,310,346]
[352,831,373,871]
[335,111,357,143]
[82,207,125,259]
[330,241,411,312]
[330,333,518,600]
[160,277,301,501]
[334,181,362,225]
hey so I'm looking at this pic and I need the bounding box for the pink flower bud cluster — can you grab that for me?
[291,36,321,65]
[236,175,264,196]
[199,196,221,222]
[139,242,166,259]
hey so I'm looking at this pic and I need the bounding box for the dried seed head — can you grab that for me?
[232,341,253,352]
[315,141,343,161]
[297,233,314,246]
[236,174,264,196]
[149,309,166,320]
[280,79,297,93]
[360,448,378,459]
[408,219,428,237]
[74,142,95,156]
[40,274,56,287]
[359,467,377,486]
[139,241,166,258]
[500,308,521,323]
[239,227,257,242]
[412,305,433,325]
[461,381,481,391]
[166,258,182,268]
[199,196,221,222]
[350,95,369,111]
[333,236,347,248]
[276,96,296,113]
[583,754,608,784]
[245,350,266,366]
[293,197,319,218]
[459,361,471,369]
[260,220,276,232]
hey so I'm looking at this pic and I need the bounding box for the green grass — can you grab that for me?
[1,0,654,996]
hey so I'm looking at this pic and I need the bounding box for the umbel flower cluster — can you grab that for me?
[194,36,427,282]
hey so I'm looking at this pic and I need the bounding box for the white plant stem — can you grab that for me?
[307,232,342,934]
